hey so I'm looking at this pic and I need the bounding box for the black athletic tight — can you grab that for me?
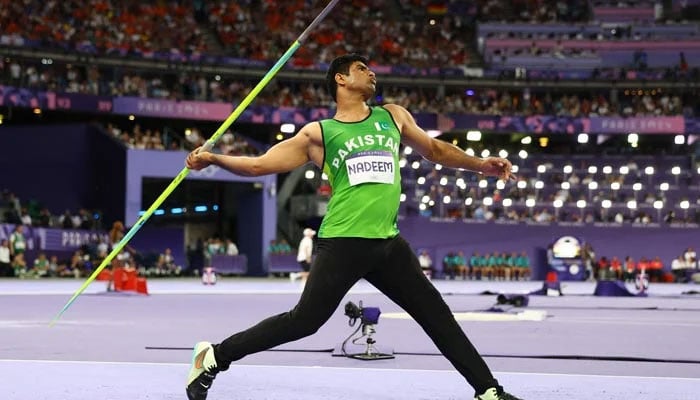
[214,236,501,395]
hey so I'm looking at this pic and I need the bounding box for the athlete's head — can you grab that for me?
[325,53,370,101]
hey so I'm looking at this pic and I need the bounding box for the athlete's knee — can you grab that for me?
[286,306,330,337]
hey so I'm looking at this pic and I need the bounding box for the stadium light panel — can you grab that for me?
[280,123,295,133]
[466,130,482,141]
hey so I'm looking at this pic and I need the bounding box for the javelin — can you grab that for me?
[50,0,341,326]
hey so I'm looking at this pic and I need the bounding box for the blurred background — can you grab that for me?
[0,0,698,284]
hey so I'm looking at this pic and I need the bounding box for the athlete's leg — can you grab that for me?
[214,238,369,368]
[364,236,500,395]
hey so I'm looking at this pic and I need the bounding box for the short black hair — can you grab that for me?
[325,53,369,101]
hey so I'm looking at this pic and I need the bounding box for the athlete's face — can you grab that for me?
[345,61,376,98]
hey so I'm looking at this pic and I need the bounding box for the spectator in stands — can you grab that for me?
[183,54,518,400]
[0,239,11,277]
[469,251,483,280]
[31,253,50,278]
[671,254,690,282]
[224,239,239,256]
[48,255,61,277]
[157,248,181,276]
[453,250,468,280]
[597,256,610,280]
[276,239,293,254]
[623,256,636,282]
[582,243,596,281]
[60,210,76,229]
[648,256,664,282]
[11,253,27,278]
[109,221,125,249]
[291,228,315,283]
[36,208,52,227]
[9,225,27,259]
[683,247,697,269]
[515,251,530,280]
[418,249,433,279]
[610,256,623,280]
[267,240,280,255]
[77,209,94,230]
[19,208,32,226]
[443,251,457,279]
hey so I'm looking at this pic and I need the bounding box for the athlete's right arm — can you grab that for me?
[186,122,319,177]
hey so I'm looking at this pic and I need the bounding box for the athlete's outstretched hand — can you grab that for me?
[480,157,514,181]
[186,146,213,171]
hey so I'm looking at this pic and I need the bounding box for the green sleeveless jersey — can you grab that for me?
[318,106,401,238]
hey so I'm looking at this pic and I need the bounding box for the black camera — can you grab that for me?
[344,301,381,325]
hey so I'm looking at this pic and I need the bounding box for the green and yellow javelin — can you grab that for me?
[50,0,341,326]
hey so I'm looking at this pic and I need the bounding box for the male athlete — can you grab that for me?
[185,54,522,400]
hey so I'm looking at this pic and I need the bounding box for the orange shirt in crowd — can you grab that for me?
[637,259,650,271]
[610,257,622,271]
[649,257,663,270]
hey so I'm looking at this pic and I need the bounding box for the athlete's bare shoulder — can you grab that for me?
[298,121,324,167]
[380,103,411,131]
[298,121,323,142]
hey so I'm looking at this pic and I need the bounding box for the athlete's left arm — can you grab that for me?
[384,104,513,180]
